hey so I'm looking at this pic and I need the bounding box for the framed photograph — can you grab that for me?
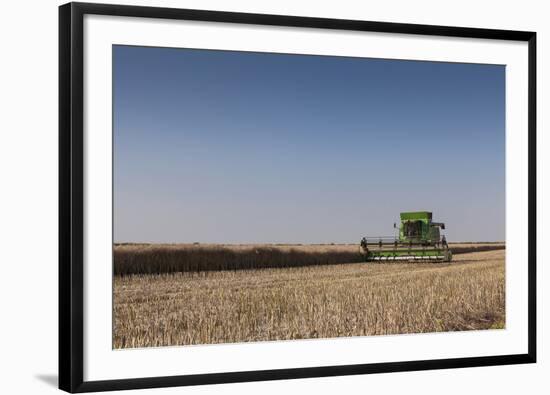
[59,2,536,392]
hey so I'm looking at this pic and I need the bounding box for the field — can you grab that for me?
[113,244,505,349]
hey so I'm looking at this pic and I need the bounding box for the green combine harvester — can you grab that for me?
[360,211,452,262]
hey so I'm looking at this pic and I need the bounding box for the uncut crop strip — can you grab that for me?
[114,245,364,275]
[113,243,505,275]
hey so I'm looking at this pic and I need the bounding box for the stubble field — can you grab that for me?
[113,245,505,349]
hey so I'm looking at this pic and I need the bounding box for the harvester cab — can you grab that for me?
[360,211,452,262]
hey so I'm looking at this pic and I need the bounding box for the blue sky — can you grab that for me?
[113,45,505,243]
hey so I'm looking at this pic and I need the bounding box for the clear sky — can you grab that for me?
[113,45,505,243]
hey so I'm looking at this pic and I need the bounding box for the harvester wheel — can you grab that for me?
[445,250,453,262]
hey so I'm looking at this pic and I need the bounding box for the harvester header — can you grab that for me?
[360,211,452,262]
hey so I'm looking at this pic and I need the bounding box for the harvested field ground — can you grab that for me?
[113,247,505,349]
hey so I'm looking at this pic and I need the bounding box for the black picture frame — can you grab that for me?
[59,2,537,393]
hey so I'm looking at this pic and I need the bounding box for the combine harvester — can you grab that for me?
[360,211,452,262]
